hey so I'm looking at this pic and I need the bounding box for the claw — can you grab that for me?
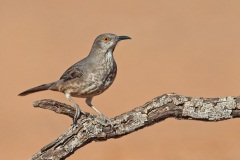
[73,108,87,125]
[99,114,114,128]
[80,110,88,115]
[85,98,114,128]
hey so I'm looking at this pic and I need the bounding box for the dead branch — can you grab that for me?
[29,93,240,160]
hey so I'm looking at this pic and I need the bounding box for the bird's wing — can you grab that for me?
[60,65,84,82]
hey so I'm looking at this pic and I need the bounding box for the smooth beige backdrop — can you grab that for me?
[1,0,240,159]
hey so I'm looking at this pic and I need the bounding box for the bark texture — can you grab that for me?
[29,93,240,160]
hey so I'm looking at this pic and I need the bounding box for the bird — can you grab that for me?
[19,33,131,125]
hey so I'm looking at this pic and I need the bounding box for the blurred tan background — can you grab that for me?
[1,0,240,159]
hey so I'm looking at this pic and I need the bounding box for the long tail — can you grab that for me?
[18,82,55,96]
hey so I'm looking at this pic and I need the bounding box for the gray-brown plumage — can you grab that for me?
[19,33,131,125]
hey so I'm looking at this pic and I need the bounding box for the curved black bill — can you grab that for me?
[117,36,131,41]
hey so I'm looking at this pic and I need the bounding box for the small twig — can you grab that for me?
[30,93,240,160]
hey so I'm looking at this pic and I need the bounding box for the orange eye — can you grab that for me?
[103,37,110,42]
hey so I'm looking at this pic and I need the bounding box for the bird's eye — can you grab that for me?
[103,37,110,42]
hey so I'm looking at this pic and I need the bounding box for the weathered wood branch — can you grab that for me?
[30,93,240,160]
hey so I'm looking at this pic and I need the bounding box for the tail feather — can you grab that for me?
[18,82,55,96]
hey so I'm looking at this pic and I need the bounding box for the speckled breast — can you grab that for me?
[87,63,117,96]
[72,59,117,98]
[99,66,117,93]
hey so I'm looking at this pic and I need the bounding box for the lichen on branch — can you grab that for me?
[30,93,240,160]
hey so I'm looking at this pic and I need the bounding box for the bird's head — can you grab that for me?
[92,33,131,53]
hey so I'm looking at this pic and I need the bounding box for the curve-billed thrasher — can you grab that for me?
[19,33,131,125]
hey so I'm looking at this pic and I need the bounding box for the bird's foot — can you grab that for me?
[80,110,88,115]
[73,107,88,125]
[98,114,114,128]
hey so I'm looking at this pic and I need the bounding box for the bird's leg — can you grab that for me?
[65,93,86,125]
[86,98,113,127]
[85,98,107,120]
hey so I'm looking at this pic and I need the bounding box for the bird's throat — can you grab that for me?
[105,49,116,69]
[106,49,113,60]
